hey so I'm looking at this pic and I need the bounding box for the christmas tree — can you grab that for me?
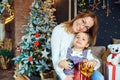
[12,0,56,76]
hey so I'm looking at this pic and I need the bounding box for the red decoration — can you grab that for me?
[74,62,92,80]
[34,41,40,47]
[35,33,40,38]
[28,56,33,62]
[74,69,92,80]
[112,53,119,59]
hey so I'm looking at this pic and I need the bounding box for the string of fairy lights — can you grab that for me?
[77,0,111,16]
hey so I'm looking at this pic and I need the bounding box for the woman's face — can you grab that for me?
[72,16,94,33]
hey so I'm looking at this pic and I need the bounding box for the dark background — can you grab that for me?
[54,0,120,47]
[93,0,120,47]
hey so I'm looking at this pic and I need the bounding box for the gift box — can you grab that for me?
[105,62,120,80]
[74,62,93,80]
[74,70,92,80]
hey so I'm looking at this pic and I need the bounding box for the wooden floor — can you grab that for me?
[0,67,55,80]
[0,68,15,80]
[0,68,42,80]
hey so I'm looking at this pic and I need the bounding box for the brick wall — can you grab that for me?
[14,0,34,55]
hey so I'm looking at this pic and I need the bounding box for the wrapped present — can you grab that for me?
[74,62,94,80]
[105,62,120,80]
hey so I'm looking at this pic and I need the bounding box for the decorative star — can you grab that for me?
[102,4,106,9]
[41,49,49,59]
[90,0,101,10]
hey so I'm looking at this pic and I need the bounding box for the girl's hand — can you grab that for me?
[83,58,88,62]
[86,60,97,68]
[64,75,74,80]
[58,59,72,70]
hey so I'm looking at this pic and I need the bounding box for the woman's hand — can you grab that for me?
[64,75,74,80]
[58,59,73,70]
[86,60,98,68]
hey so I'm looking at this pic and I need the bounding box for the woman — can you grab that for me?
[51,10,104,80]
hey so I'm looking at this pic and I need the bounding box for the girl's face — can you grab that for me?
[73,32,89,49]
[72,17,94,33]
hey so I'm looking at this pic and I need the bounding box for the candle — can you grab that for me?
[0,23,5,41]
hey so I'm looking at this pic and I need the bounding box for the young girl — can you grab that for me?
[62,32,100,80]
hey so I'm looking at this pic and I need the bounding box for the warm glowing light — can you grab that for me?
[53,0,55,4]
[5,14,14,24]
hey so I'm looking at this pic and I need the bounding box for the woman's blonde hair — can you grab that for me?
[63,10,98,46]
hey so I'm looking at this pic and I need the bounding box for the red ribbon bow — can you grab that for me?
[106,62,116,80]
[112,53,120,59]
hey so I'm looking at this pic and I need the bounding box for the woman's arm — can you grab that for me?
[86,50,101,70]
[51,25,66,79]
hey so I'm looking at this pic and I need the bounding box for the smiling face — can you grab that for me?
[73,32,90,50]
[72,17,94,33]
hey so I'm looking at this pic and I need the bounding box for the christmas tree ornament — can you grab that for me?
[41,49,49,59]
[28,56,33,62]
[35,33,40,38]
[102,0,106,9]
[90,0,101,10]
[34,41,40,47]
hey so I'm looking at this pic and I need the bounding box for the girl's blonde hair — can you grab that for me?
[62,10,98,46]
